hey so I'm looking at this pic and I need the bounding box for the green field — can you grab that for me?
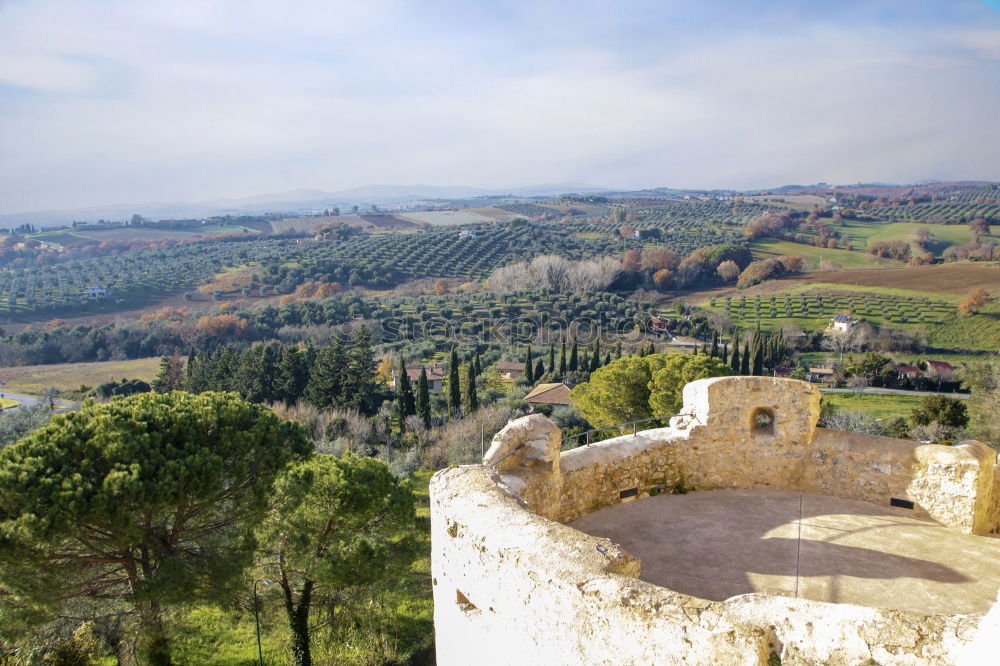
[821,392,923,421]
[749,238,899,269]
[866,222,977,245]
[927,299,1000,351]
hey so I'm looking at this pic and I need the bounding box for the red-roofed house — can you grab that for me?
[496,361,526,379]
[389,364,446,393]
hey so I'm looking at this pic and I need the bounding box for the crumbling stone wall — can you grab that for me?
[505,377,998,533]
[431,465,990,665]
[431,377,1000,665]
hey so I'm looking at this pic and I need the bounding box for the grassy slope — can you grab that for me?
[928,299,1000,351]
[749,238,899,269]
[0,357,162,394]
[866,222,996,247]
[821,392,922,421]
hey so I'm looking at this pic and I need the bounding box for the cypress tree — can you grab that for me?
[740,342,751,375]
[604,353,612,366]
[729,341,740,372]
[524,346,534,383]
[447,348,461,416]
[580,349,590,373]
[569,340,579,371]
[559,339,567,374]
[397,360,416,419]
[615,342,622,359]
[548,344,555,375]
[534,358,545,380]
[464,361,478,413]
[416,368,431,428]
[710,331,719,358]
[752,340,764,376]
[721,341,729,365]
[589,340,601,372]
[185,350,196,387]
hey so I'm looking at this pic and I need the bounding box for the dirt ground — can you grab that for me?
[798,263,1000,295]
[675,262,999,305]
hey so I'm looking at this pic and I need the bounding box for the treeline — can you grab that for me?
[167,328,382,415]
[619,242,753,291]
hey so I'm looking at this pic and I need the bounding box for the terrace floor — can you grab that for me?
[570,489,1000,614]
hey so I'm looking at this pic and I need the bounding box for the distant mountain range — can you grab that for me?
[3,180,995,228]
[0,183,607,228]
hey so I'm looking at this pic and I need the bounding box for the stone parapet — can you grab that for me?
[430,377,1000,664]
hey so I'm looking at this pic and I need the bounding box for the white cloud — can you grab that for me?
[0,0,999,212]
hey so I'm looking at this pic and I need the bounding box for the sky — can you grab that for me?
[1,0,999,214]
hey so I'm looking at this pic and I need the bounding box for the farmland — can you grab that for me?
[797,263,1000,294]
[716,287,953,330]
[0,357,161,394]
[820,392,923,421]
[396,209,499,225]
[749,238,899,269]
[271,214,418,233]
[31,224,261,246]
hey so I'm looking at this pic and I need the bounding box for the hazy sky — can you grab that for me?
[1,0,999,213]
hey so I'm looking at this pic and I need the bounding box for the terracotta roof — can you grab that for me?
[497,361,526,372]
[404,366,445,382]
[524,382,571,405]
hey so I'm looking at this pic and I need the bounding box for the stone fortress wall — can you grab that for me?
[430,377,1000,665]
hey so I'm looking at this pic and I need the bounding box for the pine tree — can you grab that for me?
[524,346,534,383]
[346,327,378,415]
[464,361,478,413]
[559,339,567,374]
[396,360,416,420]
[275,345,309,405]
[305,339,348,409]
[710,331,719,358]
[740,342,751,375]
[416,368,431,428]
[234,344,276,404]
[447,348,461,416]
[569,340,579,371]
[729,341,741,373]
[152,353,185,393]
